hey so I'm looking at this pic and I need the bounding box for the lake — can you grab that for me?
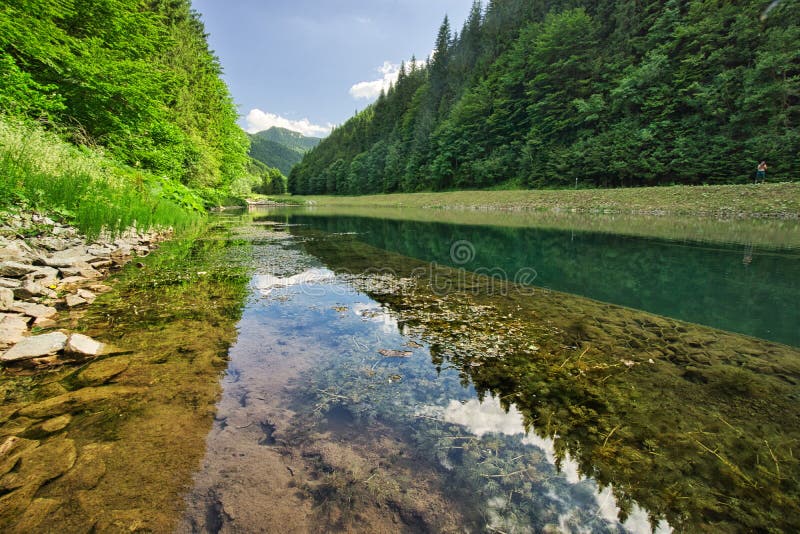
[1,208,798,532]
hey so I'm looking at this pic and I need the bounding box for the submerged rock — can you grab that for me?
[11,497,62,532]
[17,386,144,419]
[41,414,72,434]
[1,332,67,363]
[59,443,110,490]
[76,356,130,386]
[378,349,413,358]
[0,437,77,491]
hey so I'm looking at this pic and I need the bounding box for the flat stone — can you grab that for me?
[77,289,97,303]
[41,414,72,433]
[111,245,132,258]
[1,332,67,363]
[87,283,112,294]
[66,333,103,356]
[0,288,13,310]
[0,437,77,491]
[0,278,22,289]
[33,236,71,252]
[78,267,103,279]
[87,246,112,257]
[58,265,90,278]
[32,317,57,328]
[11,302,58,320]
[11,497,61,531]
[0,242,33,263]
[0,418,33,438]
[25,266,60,286]
[13,280,44,300]
[58,276,89,288]
[65,294,88,308]
[0,437,39,473]
[0,482,40,524]
[0,261,36,278]
[87,259,113,269]
[0,314,29,349]
[48,246,90,261]
[77,356,129,386]
[59,443,110,490]
[17,386,144,419]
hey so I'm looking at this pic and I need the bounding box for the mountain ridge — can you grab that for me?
[248,127,321,176]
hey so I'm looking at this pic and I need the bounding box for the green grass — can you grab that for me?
[292,183,800,219]
[0,118,203,238]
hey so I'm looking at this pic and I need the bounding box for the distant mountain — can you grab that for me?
[248,127,321,176]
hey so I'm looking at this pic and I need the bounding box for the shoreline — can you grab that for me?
[0,209,172,369]
[290,182,800,220]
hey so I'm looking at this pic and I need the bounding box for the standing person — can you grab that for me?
[756,161,768,183]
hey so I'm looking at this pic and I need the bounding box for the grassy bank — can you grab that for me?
[0,119,204,238]
[292,182,800,219]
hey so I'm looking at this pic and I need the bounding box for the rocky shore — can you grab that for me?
[0,210,170,369]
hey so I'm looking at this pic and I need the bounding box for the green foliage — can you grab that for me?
[0,118,201,237]
[0,0,249,199]
[291,0,800,194]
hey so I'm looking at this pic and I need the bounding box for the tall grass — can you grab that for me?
[0,118,203,238]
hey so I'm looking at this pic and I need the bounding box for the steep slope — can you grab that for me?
[248,127,321,176]
[290,0,799,195]
[0,0,248,192]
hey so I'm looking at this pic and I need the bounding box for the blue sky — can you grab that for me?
[192,0,475,137]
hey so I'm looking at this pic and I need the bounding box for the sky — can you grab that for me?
[191,0,475,137]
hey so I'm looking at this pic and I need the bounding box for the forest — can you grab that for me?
[290,0,800,195]
[0,0,280,209]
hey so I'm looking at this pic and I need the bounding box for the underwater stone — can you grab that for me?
[17,386,144,419]
[76,356,130,386]
[60,443,110,490]
[1,332,67,363]
[0,437,77,491]
[41,414,72,434]
[11,497,61,531]
[0,482,40,526]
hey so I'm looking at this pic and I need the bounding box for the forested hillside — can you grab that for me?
[248,127,321,176]
[0,0,249,198]
[290,0,800,195]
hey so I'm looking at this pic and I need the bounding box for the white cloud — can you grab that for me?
[244,109,333,137]
[349,58,427,101]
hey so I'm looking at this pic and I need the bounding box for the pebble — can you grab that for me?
[0,209,170,368]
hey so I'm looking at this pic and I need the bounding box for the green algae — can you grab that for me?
[0,215,254,532]
[295,228,800,532]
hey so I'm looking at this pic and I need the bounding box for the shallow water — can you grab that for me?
[1,211,798,532]
[258,206,800,347]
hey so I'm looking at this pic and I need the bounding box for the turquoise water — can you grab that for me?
[263,210,800,347]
